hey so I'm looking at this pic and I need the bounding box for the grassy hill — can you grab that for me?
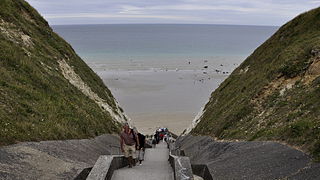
[190,7,320,160]
[0,0,127,145]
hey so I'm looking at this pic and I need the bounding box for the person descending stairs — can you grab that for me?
[111,141,174,180]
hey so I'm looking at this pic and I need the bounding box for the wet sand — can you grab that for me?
[92,57,243,135]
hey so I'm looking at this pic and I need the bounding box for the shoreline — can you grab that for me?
[94,62,237,135]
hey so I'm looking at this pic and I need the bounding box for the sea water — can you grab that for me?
[52,24,278,134]
[53,24,277,70]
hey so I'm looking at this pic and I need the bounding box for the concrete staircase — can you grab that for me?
[111,141,174,180]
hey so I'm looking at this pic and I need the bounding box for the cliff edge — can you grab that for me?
[188,7,320,160]
[0,0,128,145]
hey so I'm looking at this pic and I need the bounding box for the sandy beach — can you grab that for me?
[52,24,275,135]
[93,57,243,135]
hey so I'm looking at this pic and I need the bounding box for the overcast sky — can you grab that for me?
[25,0,319,26]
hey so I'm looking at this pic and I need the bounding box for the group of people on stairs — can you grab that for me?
[120,123,146,168]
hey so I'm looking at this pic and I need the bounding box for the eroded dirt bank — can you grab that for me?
[0,134,120,180]
[176,135,320,180]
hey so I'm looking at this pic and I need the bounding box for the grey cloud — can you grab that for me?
[25,0,319,25]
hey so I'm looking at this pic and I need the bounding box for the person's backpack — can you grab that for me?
[131,129,137,143]
[131,129,139,149]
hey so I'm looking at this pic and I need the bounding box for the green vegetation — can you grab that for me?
[0,0,122,145]
[191,7,320,160]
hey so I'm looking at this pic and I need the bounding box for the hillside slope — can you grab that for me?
[0,0,128,145]
[189,7,320,160]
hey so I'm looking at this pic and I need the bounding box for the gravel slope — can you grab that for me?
[0,134,120,180]
[176,135,320,180]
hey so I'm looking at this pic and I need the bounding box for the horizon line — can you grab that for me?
[50,23,279,28]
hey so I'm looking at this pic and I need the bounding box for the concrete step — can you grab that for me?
[111,142,174,180]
